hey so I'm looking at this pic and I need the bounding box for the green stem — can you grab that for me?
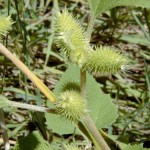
[80,12,110,150]
[80,68,86,99]
[80,12,95,99]
[83,114,110,150]
[80,12,95,100]
[87,12,95,40]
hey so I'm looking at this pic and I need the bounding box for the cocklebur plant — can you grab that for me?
[0,0,150,149]
[50,10,128,150]
[54,10,127,121]
[54,10,127,72]
[0,11,126,150]
[54,11,127,131]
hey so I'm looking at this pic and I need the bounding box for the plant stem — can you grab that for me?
[87,12,95,40]
[80,11,95,105]
[0,43,56,103]
[80,12,110,150]
[83,114,110,150]
[80,68,86,99]
[80,12,95,96]
[80,12,95,98]
[0,109,10,150]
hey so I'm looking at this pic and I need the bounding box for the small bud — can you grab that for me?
[84,46,128,74]
[55,90,87,123]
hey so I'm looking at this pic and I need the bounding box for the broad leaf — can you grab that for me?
[46,64,118,134]
[46,100,76,135]
[46,112,76,135]
[86,72,118,128]
[87,0,150,17]
[13,131,52,150]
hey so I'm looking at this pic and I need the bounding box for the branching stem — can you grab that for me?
[80,12,110,150]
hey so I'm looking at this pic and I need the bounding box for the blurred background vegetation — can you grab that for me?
[0,0,150,149]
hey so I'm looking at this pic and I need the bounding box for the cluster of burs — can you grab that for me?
[54,10,127,123]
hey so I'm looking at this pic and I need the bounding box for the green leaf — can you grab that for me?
[13,131,52,150]
[46,64,118,134]
[4,87,38,102]
[123,144,148,150]
[119,34,150,46]
[46,112,76,135]
[0,95,10,108]
[86,71,118,129]
[87,0,150,17]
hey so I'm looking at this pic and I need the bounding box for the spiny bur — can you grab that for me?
[84,46,128,74]
[55,90,87,123]
[54,10,90,66]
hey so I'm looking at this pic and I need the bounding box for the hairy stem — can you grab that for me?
[87,12,95,40]
[80,12,110,150]
[80,69,86,99]
[83,114,110,150]
[0,43,55,103]
[80,12,95,98]
[0,109,10,150]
